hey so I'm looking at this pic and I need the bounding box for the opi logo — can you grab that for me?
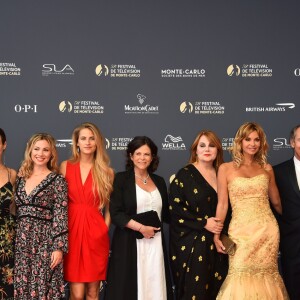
[14,104,37,113]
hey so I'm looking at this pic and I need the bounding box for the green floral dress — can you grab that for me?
[0,180,14,300]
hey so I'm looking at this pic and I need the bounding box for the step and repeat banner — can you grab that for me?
[1,1,299,182]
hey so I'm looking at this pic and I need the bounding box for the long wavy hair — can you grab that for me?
[69,122,113,209]
[19,133,59,179]
[231,122,268,168]
[126,136,159,173]
[189,130,224,172]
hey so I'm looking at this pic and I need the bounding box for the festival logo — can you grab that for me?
[59,101,73,112]
[0,62,21,76]
[96,64,141,78]
[228,64,272,78]
[180,101,193,113]
[222,137,234,151]
[58,100,104,114]
[108,137,133,151]
[227,65,240,76]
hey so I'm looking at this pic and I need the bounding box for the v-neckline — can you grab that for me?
[24,173,51,197]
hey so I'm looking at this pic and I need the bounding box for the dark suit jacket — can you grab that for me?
[274,158,300,259]
[104,170,173,300]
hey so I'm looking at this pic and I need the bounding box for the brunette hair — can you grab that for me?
[125,136,159,173]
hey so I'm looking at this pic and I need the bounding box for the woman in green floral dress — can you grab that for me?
[0,128,17,300]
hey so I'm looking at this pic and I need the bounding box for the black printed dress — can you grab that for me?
[0,179,15,300]
[14,173,68,300]
[169,164,228,300]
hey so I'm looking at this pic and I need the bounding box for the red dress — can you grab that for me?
[64,162,109,282]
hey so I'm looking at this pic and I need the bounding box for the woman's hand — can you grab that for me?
[214,235,227,254]
[50,250,63,270]
[139,225,161,239]
[204,217,223,234]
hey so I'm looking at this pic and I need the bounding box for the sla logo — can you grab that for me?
[42,64,74,75]
[180,101,193,113]
[59,101,73,112]
[162,135,186,150]
[273,138,291,150]
[227,64,240,76]
[95,64,109,76]
[14,105,37,113]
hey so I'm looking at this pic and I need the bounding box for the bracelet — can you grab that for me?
[138,225,143,232]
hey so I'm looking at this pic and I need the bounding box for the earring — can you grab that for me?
[77,147,80,153]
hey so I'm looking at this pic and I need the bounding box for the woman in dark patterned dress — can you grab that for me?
[14,133,68,300]
[0,128,17,300]
[169,130,229,300]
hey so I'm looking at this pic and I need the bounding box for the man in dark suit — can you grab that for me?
[274,124,300,300]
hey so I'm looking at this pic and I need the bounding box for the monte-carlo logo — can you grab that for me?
[162,135,186,151]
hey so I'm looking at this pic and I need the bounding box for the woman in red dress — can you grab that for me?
[60,122,114,300]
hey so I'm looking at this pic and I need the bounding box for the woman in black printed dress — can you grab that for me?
[0,128,17,300]
[14,133,68,300]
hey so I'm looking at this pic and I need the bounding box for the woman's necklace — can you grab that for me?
[135,173,150,185]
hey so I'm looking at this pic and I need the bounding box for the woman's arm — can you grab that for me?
[266,164,282,215]
[214,163,229,254]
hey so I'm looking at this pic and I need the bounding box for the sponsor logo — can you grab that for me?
[109,137,133,151]
[180,101,225,115]
[124,94,159,114]
[96,64,141,78]
[56,139,72,148]
[227,65,240,76]
[180,102,193,113]
[245,103,295,112]
[222,137,234,151]
[95,64,109,76]
[42,64,74,76]
[0,62,21,76]
[14,104,37,113]
[294,68,300,76]
[161,68,205,78]
[59,101,73,112]
[162,135,186,151]
[58,100,104,114]
[227,64,272,78]
[273,138,291,151]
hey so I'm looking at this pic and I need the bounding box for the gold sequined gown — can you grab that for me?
[217,174,289,300]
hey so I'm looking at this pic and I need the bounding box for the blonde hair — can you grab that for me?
[19,133,59,179]
[70,122,114,209]
[231,122,268,168]
[189,130,224,172]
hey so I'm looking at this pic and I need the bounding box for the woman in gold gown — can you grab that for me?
[214,122,289,300]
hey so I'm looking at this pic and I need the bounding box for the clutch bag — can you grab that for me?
[131,210,161,239]
[220,234,236,255]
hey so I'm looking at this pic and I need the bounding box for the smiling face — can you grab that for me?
[130,144,152,173]
[196,135,217,164]
[77,128,97,155]
[241,130,261,156]
[291,127,300,161]
[30,139,52,167]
